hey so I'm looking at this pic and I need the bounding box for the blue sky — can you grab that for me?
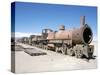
[14,2,97,39]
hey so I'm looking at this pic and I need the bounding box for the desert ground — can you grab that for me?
[12,41,97,73]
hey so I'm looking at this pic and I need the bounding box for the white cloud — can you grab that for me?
[11,32,41,38]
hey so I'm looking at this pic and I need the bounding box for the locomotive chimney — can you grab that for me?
[80,16,85,27]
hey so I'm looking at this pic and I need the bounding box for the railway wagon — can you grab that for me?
[21,37,29,44]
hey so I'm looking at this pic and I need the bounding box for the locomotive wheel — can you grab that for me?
[75,49,83,58]
[44,46,46,49]
[67,48,74,56]
[55,47,59,52]
[45,46,48,50]
[43,45,47,50]
[61,44,67,55]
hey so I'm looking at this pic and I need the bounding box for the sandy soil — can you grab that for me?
[13,42,97,73]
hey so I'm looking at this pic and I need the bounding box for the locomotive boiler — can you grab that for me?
[47,16,92,44]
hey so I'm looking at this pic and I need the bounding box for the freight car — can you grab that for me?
[22,16,94,58]
[29,35,43,47]
[21,37,29,44]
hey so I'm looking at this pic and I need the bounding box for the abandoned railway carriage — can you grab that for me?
[22,16,94,58]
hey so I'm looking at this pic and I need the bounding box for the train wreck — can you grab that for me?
[17,16,94,59]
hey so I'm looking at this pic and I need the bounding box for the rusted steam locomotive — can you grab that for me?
[21,16,94,58]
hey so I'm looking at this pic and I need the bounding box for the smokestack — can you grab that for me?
[80,16,85,27]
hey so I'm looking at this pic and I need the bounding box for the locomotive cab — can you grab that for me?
[42,29,53,39]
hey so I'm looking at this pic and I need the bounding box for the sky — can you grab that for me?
[12,2,97,40]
